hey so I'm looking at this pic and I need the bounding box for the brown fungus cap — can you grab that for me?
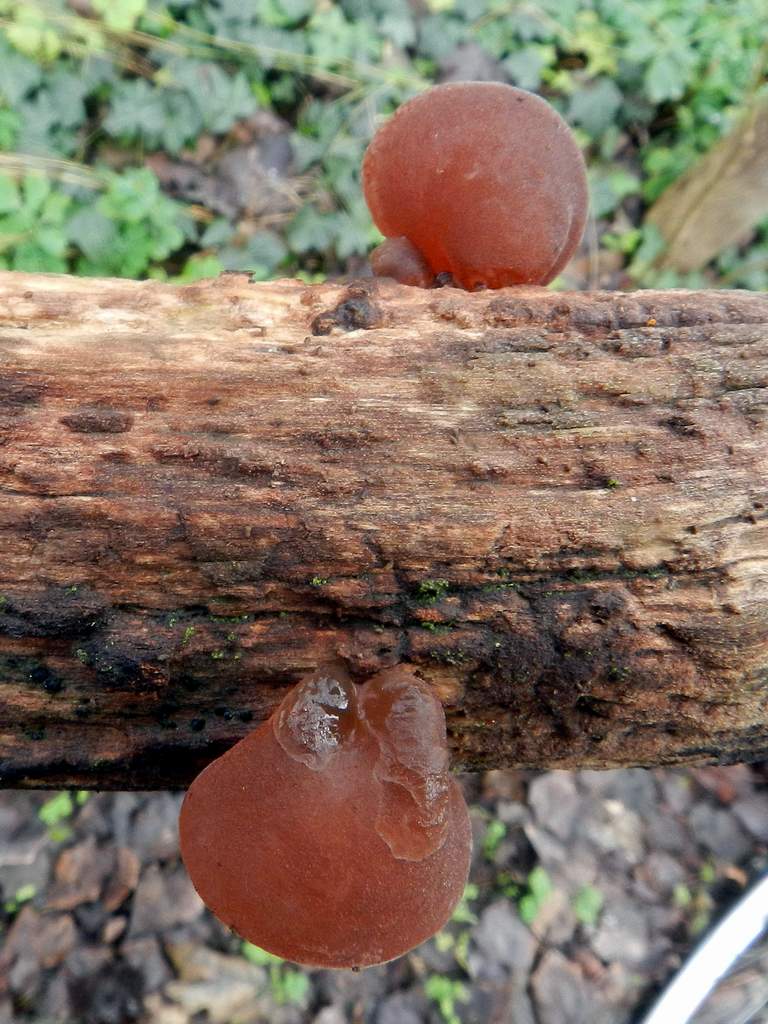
[179,667,471,969]
[362,81,589,289]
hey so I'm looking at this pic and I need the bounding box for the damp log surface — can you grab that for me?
[0,271,766,788]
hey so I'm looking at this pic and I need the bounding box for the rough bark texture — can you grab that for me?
[0,271,766,789]
[647,94,768,272]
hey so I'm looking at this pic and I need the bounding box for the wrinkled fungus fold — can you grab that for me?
[180,667,472,969]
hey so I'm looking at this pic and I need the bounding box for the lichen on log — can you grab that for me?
[0,271,766,788]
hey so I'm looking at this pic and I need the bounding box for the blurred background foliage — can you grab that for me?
[0,0,766,289]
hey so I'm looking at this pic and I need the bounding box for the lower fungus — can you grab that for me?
[179,666,471,969]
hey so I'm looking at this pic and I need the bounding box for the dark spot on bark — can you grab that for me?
[61,409,134,433]
[574,695,613,718]
[190,717,206,732]
[100,450,133,463]
[238,709,253,723]
[311,283,382,335]
[0,373,45,407]
[661,415,704,438]
[30,664,65,694]
[0,587,109,639]
[146,395,168,412]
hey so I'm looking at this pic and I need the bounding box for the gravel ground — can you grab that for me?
[1,764,767,1024]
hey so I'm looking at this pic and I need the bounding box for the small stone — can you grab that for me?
[591,900,650,967]
[315,1008,349,1024]
[532,950,607,1024]
[74,901,108,938]
[375,992,425,1024]
[165,980,253,1023]
[110,793,141,848]
[128,864,203,938]
[636,852,688,896]
[68,962,144,1024]
[130,795,183,863]
[0,835,52,907]
[689,803,751,862]
[732,795,768,841]
[529,773,581,840]
[471,900,536,975]
[657,771,693,814]
[644,812,688,855]
[524,823,568,870]
[4,905,77,971]
[141,995,189,1024]
[577,799,644,865]
[47,837,110,910]
[122,936,173,993]
[102,916,127,945]
[578,769,658,817]
[530,887,577,945]
[63,944,112,979]
[103,847,140,911]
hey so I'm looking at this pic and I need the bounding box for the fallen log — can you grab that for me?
[0,271,766,788]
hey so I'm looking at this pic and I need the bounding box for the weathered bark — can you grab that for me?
[0,271,766,788]
[647,93,768,272]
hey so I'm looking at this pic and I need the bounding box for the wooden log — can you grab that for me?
[647,94,768,273]
[0,271,766,788]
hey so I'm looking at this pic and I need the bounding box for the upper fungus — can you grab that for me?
[362,81,589,290]
[179,666,471,969]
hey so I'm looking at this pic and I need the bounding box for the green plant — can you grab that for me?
[451,882,479,926]
[417,578,450,602]
[424,975,469,1024]
[38,790,73,826]
[518,866,554,925]
[481,819,507,861]
[573,884,604,925]
[241,942,310,1007]
[3,882,36,914]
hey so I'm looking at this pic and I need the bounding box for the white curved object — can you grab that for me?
[640,873,768,1024]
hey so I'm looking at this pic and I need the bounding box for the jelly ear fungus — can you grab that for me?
[363,81,589,290]
[179,667,472,969]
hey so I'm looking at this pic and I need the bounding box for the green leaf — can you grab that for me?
[23,174,51,214]
[241,941,283,965]
[0,174,20,214]
[482,819,507,861]
[14,883,36,904]
[569,78,622,137]
[0,42,41,105]
[174,253,223,283]
[0,108,21,150]
[165,60,258,134]
[104,79,171,147]
[573,885,604,925]
[200,218,235,247]
[528,866,553,900]
[66,208,117,262]
[92,0,147,32]
[35,226,67,258]
[38,791,73,826]
[644,52,687,104]
[100,169,160,223]
[504,47,547,90]
[278,969,310,1006]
